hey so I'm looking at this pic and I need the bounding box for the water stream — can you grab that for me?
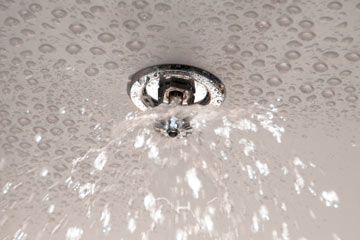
[0,104,341,239]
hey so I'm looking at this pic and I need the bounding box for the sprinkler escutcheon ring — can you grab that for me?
[128,64,226,111]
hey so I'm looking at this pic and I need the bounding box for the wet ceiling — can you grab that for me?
[0,0,360,239]
[1,0,360,116]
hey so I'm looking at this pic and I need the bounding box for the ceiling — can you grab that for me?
[0,0,359,239]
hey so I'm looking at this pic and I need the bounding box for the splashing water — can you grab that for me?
[0,104,341,240]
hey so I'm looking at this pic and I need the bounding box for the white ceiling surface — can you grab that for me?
[0,0,360,239]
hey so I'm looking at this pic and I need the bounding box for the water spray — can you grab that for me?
[128,64,226,137]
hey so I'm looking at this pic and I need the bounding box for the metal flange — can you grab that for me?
[128,64,225,111]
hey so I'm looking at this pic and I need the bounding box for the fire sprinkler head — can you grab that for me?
[127,64,226,111]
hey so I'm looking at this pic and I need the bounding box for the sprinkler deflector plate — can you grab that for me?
[128,64,225,111]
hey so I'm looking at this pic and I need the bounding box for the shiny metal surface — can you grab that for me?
[128,64,225,111]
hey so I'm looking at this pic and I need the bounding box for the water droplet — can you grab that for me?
[275,62,291,73]
[344,52,360,62]
[300,84,314,94]
[255,21,271,31]
[34,134,42,143]
[20,28,35,37]
[47,114,59,124]
[69,23,87,34]
[287,5,302,14]
[322,51,339,58]
[346,95,358,103]
[228,24,242,32]
[9,37,23,47]
[287,40,303,48]
[298,20,314,29]
[18,117,31,126]
[298,31,316,41]
[267,76,283,87]
[208,17,221,25]
[27,78,38,85]
[117,1,127,8]
[81,11,94,19]
[249,74,263,82]
[340,70,352,76]
[98,32,115,43]
[123,20,140,30]
[336,21,347,28]
[285,50,301,59]
[125,40,145,52]
[249,87,263,96]
[52,59,66,69]
[226,14,238,21]
[39,44,56,53]
[244,11,258,18]
[85,67,99,76]
[50,127,63,136]
[138,12,152,21]
[322,89,335,98]
[327,77,342,86]
[252,59,265,67]
[104,61,119,70]
[289,95,302,104]
[222,43,240,54]
[254,43,268,52]
[90,5,106,14]
[229,35,241,42]
[263,4,275,10]
[155,3,171,12]
[66,44,82,54]
[230,61,244,70]
[324,37,338,43]
[327,1,342,10]
[147,24,165,32]
[90,47,105,55]
[128,218,136,233]
[313,62,328,72]
[12,57,21,65]
[66,227,83,240]
[344,87,355,94]
[18,9,35,20]
[29,3,42,12]
[132,0,149,9]
[4,17,20,26]
[51,8,67,18]
[276,15,293,27]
